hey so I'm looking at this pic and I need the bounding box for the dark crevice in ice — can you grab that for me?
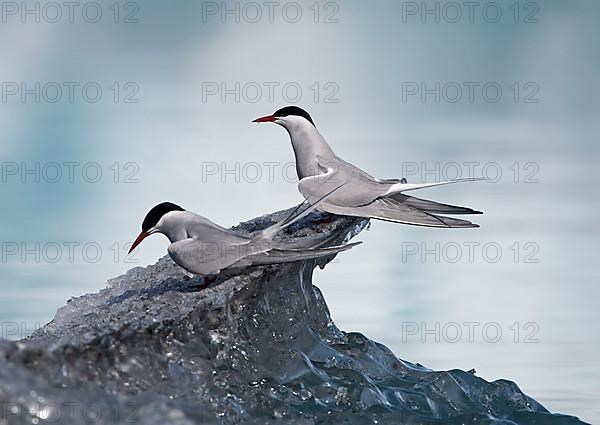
[0,209,589,424]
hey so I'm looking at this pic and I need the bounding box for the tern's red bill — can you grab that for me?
[129,231,150,254]
[252,115,277,123]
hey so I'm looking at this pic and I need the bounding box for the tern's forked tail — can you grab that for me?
[384,177,487,196]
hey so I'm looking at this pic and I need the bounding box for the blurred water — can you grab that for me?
[1,0,599,422]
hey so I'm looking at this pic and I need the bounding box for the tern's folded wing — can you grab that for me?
[316,197,479,228]
[388,193,482,215]
[167,238,249,276]
[232,242,361,268]
[298,161,391,207]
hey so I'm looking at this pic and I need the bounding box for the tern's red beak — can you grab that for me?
[129,231,150,254]
[252,115,277,123]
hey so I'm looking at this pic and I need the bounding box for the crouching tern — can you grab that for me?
[128,192,360,278]
[253,106,483,228]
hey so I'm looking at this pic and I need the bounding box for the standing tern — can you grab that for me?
[128,195,360,278]
[253,106,483,228]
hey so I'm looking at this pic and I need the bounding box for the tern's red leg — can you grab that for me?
[197,275,217,290]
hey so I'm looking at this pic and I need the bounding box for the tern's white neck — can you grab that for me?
[154,211,201,242]
[279,116,336,179]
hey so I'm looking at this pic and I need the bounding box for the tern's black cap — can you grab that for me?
[273,106,315,126]
[142,202,185,231]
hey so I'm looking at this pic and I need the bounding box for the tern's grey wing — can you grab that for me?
[298,157,481,227]
[229,242,361,269]
[316,197,478,228]
[298,164,387,208]
[184,215,251,245]
[167,238,251,276]
[387,193,483,215]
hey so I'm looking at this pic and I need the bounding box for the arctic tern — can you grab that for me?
[128,193,360,278]
[253,106,483,228]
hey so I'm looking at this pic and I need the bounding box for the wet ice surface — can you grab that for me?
[0,209,589,425]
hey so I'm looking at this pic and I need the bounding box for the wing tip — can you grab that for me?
[371,216,481,228]
[440,223,480,229]
[442,208,483,215]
